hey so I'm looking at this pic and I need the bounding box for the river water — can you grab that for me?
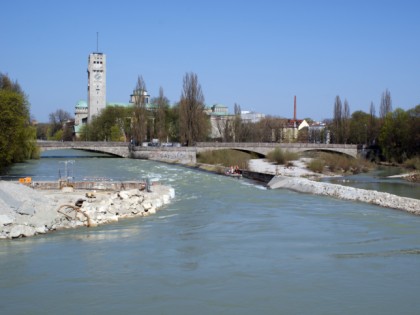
[1,150,420,315]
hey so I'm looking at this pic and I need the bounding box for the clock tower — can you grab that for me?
[87,52,106,122]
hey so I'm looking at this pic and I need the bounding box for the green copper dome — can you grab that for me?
[76,100,88,108]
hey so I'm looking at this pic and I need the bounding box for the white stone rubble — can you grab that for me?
[0,181,174,239]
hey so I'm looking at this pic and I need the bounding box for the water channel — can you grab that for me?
[1,150,419,315]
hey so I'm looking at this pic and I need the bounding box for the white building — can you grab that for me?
[87,52,106,121]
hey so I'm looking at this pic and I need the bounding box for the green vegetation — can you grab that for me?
[404,156,420,170]
[0,73,39,172]
[306,152,372,174]
[197,149,254,170]
[307,159,326,173]
[266,147,299,165]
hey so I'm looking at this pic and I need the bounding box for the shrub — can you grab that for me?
[404,156,420,170]
[197,149,250,170]
[267,147,299,165]
[307,159,325,173]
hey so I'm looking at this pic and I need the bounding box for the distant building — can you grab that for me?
[308,122,329,144]
[240,110,265,123]
[206,104,233,139]
[74,100,88,137]
[87,52,106,121]
[281,119,309,142]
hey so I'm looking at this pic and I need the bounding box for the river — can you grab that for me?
[1,150,419,315]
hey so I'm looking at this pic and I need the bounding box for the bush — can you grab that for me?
[197,149,251,170]
[317,152,373,174]
[266,147,299,165]
[307,159,325,173]
[404,156,420,170]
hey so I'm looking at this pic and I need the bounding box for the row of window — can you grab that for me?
[93,61,103,64]
[92,70,104,73]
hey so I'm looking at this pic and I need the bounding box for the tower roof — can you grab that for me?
[76,100,88,108]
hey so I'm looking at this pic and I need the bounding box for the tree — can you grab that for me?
[178,72,209,145]
[132,76,148,144]
[153,87,170,143]
[379,89,392,120]
[407,105,420,157]
[48,109,72,139]
[232,103,242,142]
[368,101,378,145]
[349,110,370,144]
[342,99,351,144]
[379,108,410,162]
[332,95,343,143]
[0,73,38,171]
[81,105,132,141]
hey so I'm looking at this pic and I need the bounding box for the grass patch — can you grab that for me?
[266,147,299,165]
[197,149,252,170]
[307,152,373,175]
[404,156,420,170]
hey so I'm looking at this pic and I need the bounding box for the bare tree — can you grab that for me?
[132,76,148,144]
[368,101,377,145]
[178,72,209,146]
[153,87,169,143]
[343,99,351,143]
[232,103,242,142]
[380,89,392,120]
[333,95,342,143]
[49,109,73,138]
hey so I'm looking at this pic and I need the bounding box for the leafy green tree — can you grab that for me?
[349,111,370,144]
[83,105,132,141]
[0,73,38,171]
[379,108,410,162]
[406,104,420,157]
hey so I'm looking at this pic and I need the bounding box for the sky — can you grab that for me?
[1,0,419,123]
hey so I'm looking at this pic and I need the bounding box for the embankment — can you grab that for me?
[268,176,420,215]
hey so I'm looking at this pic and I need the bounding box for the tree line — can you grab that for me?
[0,73,38,172]
[329,90,419,162]
[38,72,418,165]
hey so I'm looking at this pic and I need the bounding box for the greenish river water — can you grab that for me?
[1,150,419,315]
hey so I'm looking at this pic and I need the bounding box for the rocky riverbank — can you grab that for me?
[268,176,420,215]
[248,158,420,215]
[0,181,175,239]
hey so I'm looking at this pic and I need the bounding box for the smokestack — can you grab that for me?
[293,95,297,121]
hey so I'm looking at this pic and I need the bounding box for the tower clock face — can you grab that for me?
[94,73,102,81]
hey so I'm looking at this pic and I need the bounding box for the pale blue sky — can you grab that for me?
[1,0,419,122]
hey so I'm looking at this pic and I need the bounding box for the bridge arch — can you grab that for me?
[196,142,358,159]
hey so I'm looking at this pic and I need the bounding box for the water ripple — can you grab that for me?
[333,248,420,259]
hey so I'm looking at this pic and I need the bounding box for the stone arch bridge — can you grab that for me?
[37,141,131,158]
[196,142,358,158]
[37,141,358,163]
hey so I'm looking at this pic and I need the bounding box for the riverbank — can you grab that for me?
[248,158,420,214]
[268,176,420,215]
[0,181,175,239]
